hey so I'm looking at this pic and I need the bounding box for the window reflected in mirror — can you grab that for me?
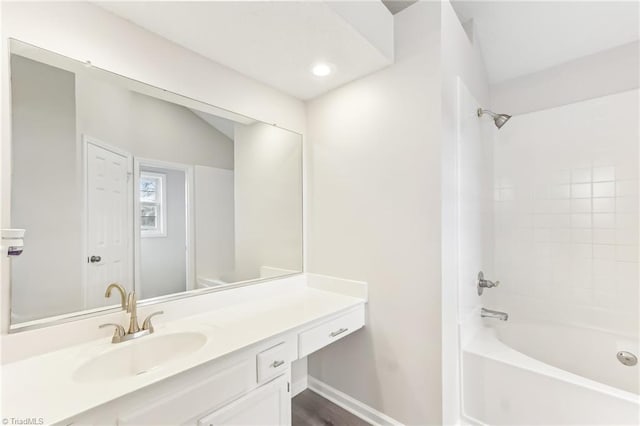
[140,172,166,236]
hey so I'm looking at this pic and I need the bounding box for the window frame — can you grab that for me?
[139,171,167,238]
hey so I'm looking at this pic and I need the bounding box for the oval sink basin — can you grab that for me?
[73,332,207,383]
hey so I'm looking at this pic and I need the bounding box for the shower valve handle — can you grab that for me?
[483,279,500,288]
[477,271,500,295]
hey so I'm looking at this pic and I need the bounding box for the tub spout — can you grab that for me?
[481,308,508,321]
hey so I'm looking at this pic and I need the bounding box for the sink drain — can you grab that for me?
[617,351,637,366]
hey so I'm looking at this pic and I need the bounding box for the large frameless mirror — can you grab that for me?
[8,39,303,331]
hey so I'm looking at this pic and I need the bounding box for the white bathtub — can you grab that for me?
[463,321,640,425]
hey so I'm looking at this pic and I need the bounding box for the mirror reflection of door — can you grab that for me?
[85,138,132,309]
[136,161,191,299]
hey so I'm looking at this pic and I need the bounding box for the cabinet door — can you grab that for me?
[198,375,290,426]
[118,359,255,425]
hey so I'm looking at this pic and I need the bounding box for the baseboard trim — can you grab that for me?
[307,376,404,426]
[291,375,308,397]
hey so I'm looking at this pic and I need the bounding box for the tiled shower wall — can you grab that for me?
[487,90,639,335]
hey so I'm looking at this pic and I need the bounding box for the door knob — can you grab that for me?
[89,255,102,263]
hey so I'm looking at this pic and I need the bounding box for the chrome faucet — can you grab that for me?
[101,282,163,343]
[481,307,508,321]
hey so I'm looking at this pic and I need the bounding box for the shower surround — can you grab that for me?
[460,88,639,426]
[487,89,639,336]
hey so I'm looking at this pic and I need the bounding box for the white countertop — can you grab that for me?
[1,284,365,424]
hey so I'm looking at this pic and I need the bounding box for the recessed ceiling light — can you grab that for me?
[311,63,333,77]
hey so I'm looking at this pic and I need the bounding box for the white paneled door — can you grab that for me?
[85,139,132,309]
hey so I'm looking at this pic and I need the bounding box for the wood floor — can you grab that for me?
[292,390,371,426]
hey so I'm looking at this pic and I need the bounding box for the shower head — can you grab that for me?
[477,108,511,129]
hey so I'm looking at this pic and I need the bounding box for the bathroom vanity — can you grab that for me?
[2,275,366,425]
[1,38,367,426]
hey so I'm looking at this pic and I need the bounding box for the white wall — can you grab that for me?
[140,168,187,299]
[455,80,494,333]
[487,89,639,336]
[77,74,234,170]
[194,166,235,284]
[306,3,442,424]
[234,122,303,280]
[440,2,491,423]
[10,55,82,322]
[455,81,498,424]
[491,41,640,116]
[0,1,305,333]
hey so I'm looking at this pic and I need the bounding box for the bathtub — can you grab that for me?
[463,321,640,425]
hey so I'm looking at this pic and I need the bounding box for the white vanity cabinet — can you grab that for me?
[116,359,261,425]
[66,337,296,426]
[50,304,365,426]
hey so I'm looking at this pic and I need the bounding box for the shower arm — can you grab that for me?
[477,108,497,118]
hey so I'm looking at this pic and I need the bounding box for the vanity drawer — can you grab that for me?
[298,305,365,358]
[256,343,290,383]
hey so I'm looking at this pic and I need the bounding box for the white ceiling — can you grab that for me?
[452,1,640,84]
[97,1,394,100]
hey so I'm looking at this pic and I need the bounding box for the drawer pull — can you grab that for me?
[271,360,285,368]
[329,328,348,338]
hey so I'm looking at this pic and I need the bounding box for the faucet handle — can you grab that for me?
[99,323,126,342]
[141,311,164,333]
